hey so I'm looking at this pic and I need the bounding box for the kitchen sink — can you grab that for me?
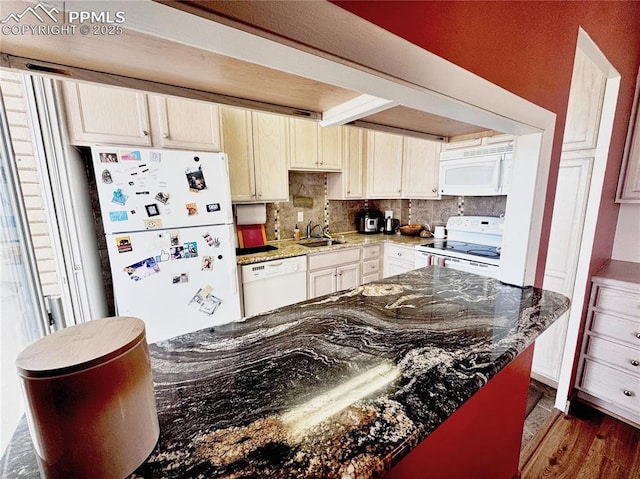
[300,239,345,248]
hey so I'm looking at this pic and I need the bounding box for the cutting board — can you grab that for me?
[237,224,267,248]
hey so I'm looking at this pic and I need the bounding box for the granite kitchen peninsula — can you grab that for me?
[1,267,569,479]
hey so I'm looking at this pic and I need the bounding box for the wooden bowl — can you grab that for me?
[399,224,424,236]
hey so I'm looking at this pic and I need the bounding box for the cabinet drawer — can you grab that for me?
[588,311,640,347]
[385,243,415,265]
[362,258,380,275]
[308,247,361,271]
[579,360,640,413]
[362,244,381,261]
[362,272,381,284]
[584,335,640,376]
[594,284,640,317]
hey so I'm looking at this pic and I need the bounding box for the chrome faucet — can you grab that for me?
[306,221,320,238]
[322,225,332,240]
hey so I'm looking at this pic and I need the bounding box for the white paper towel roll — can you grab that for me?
[235,204,267,225]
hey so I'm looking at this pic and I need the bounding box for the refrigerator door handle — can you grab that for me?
[231,263,238,294]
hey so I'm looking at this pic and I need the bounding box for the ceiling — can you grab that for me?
[0,0,492,140]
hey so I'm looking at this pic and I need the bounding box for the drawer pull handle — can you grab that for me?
[623,390,634,397]
[631,360,640,366]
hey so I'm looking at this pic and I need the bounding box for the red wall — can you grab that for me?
[333,0,640,286]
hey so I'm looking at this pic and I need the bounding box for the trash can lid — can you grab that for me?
[16,317,146,378]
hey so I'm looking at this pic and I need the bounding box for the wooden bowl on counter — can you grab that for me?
[398,224,424,236]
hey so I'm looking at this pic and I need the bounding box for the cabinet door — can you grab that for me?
[337,263,360,291]
[252,112,290,202]
[402,137,440,199]
[384,260,414,278]
[289,118,318,169]
[61,81,151,146]
[327,126,365,199]
[221,107,256,202]
[318,125,343,171]
[309,268,336,299]
[155,96,221,151]
[617,82,640,201]
[367,131,403,198]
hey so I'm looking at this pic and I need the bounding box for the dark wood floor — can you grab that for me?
[520,402,640,478]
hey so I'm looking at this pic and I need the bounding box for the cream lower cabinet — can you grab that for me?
[308,247,361,299]
[222,107,289,202]
[361,244,382,284]
[383,243,417,278]
[575,263,640,426]
[60,81,152,147]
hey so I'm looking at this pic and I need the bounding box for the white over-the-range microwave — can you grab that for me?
[439,142,513,196]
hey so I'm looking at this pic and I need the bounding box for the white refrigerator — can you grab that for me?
[91,147,241,343]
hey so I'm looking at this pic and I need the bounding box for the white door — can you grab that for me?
[0,95,47,450]
[533,46,607,386]
[533,156,593,383]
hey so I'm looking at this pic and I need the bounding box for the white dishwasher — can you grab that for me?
[241,256,307,317]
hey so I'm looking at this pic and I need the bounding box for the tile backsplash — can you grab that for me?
[262,171,507,241]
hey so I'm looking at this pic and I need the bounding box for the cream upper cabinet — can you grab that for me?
[289,118,318,169]
[60,81,152,147]
[221,107,256,202]
[402,137,441,199]
[562,49,606,151]
[251,111,290,202]
[222,108,289,203]
[154,96,221,151]
[318,125,343,171]
[367,131,403,198]
[617,107,640,201]
[289,118,343,171]
[327,127,366,199]
[616,70,640,202]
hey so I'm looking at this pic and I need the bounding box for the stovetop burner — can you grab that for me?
[420,240,501,260]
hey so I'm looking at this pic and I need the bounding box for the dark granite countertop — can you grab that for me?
[1,267,569,479]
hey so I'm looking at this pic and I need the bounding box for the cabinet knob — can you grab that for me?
[623,390,634,397]
[432,188,437,193]
[258,192,262,197]
[162,132,169,139]
[142,130,149,136]
[631,360,640,366]
[398,189,401,193]
[636,333,640,339]
[346,190,351,194]
[397,252,402,256]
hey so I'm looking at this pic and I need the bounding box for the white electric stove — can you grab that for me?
[415,216,504,278]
